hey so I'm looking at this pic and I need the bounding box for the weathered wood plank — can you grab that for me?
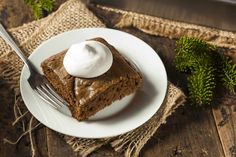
[141,106,225,157]
[0,78,23,157]
[0,76,38,157]
[42,25,226,157]
[0,1,66,156]
[46,128,123,157]
[0,75,50,157]
[212,96,236,157]
[46,128,78,157]
[0,0,33,28]
[0,1,234,157]
[88,7,226,157]
[90,146,121,157]
[35,127,49,157]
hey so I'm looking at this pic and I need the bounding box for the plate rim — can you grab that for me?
[20,28,168,138]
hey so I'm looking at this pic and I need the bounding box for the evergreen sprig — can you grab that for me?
[217,55,236,93]
[174,36,236,106]
[24,0,55,19]
[188,66,215,105]
[175,37,216,72]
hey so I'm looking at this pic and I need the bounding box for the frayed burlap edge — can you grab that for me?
[1,1,185,157]
[97,5,236,50]
[64,83,185,157]
[110,82,185,157]
[1,0,105,156]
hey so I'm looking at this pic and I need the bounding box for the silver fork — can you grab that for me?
[0,23,69,109]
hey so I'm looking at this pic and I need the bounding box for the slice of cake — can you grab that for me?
[41,38,143,121]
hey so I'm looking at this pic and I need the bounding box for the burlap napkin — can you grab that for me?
[96,5,236,50]
[0,0,186,157]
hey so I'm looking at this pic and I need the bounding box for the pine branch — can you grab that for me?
[216,55,236,93]
[174,36,236,106]
[188,66,215,105]
[24,0,55,19]
[175,36,216,72]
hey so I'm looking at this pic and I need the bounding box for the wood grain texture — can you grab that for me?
[0,77,23,157]
[46,129,77,157]
[0,1,235,157]
[141,106,224,157]
[212,96,236,157]
[45,128,123,157]
[120,28,225,157]
[0,0,33,28]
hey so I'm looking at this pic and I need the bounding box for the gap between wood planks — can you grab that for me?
[212,94,236,157]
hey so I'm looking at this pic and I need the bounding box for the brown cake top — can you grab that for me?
[41,38,142,107]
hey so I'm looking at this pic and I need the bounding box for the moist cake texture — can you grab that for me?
[41,38,143,121]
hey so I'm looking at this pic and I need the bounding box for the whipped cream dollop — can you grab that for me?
[63,40,113,78]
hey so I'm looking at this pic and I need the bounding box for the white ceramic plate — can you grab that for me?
[20,28,167,138]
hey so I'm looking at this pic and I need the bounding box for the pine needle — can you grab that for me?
[216,55,236,93]
[188,66,215,105]
[174,36,236,106]
[24,0,55,19]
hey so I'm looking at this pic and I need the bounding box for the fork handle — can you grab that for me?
[0,24,35,72]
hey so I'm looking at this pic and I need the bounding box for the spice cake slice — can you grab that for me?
[41,38,143,121]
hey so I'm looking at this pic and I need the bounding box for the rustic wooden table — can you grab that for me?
[0,1,236,157]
